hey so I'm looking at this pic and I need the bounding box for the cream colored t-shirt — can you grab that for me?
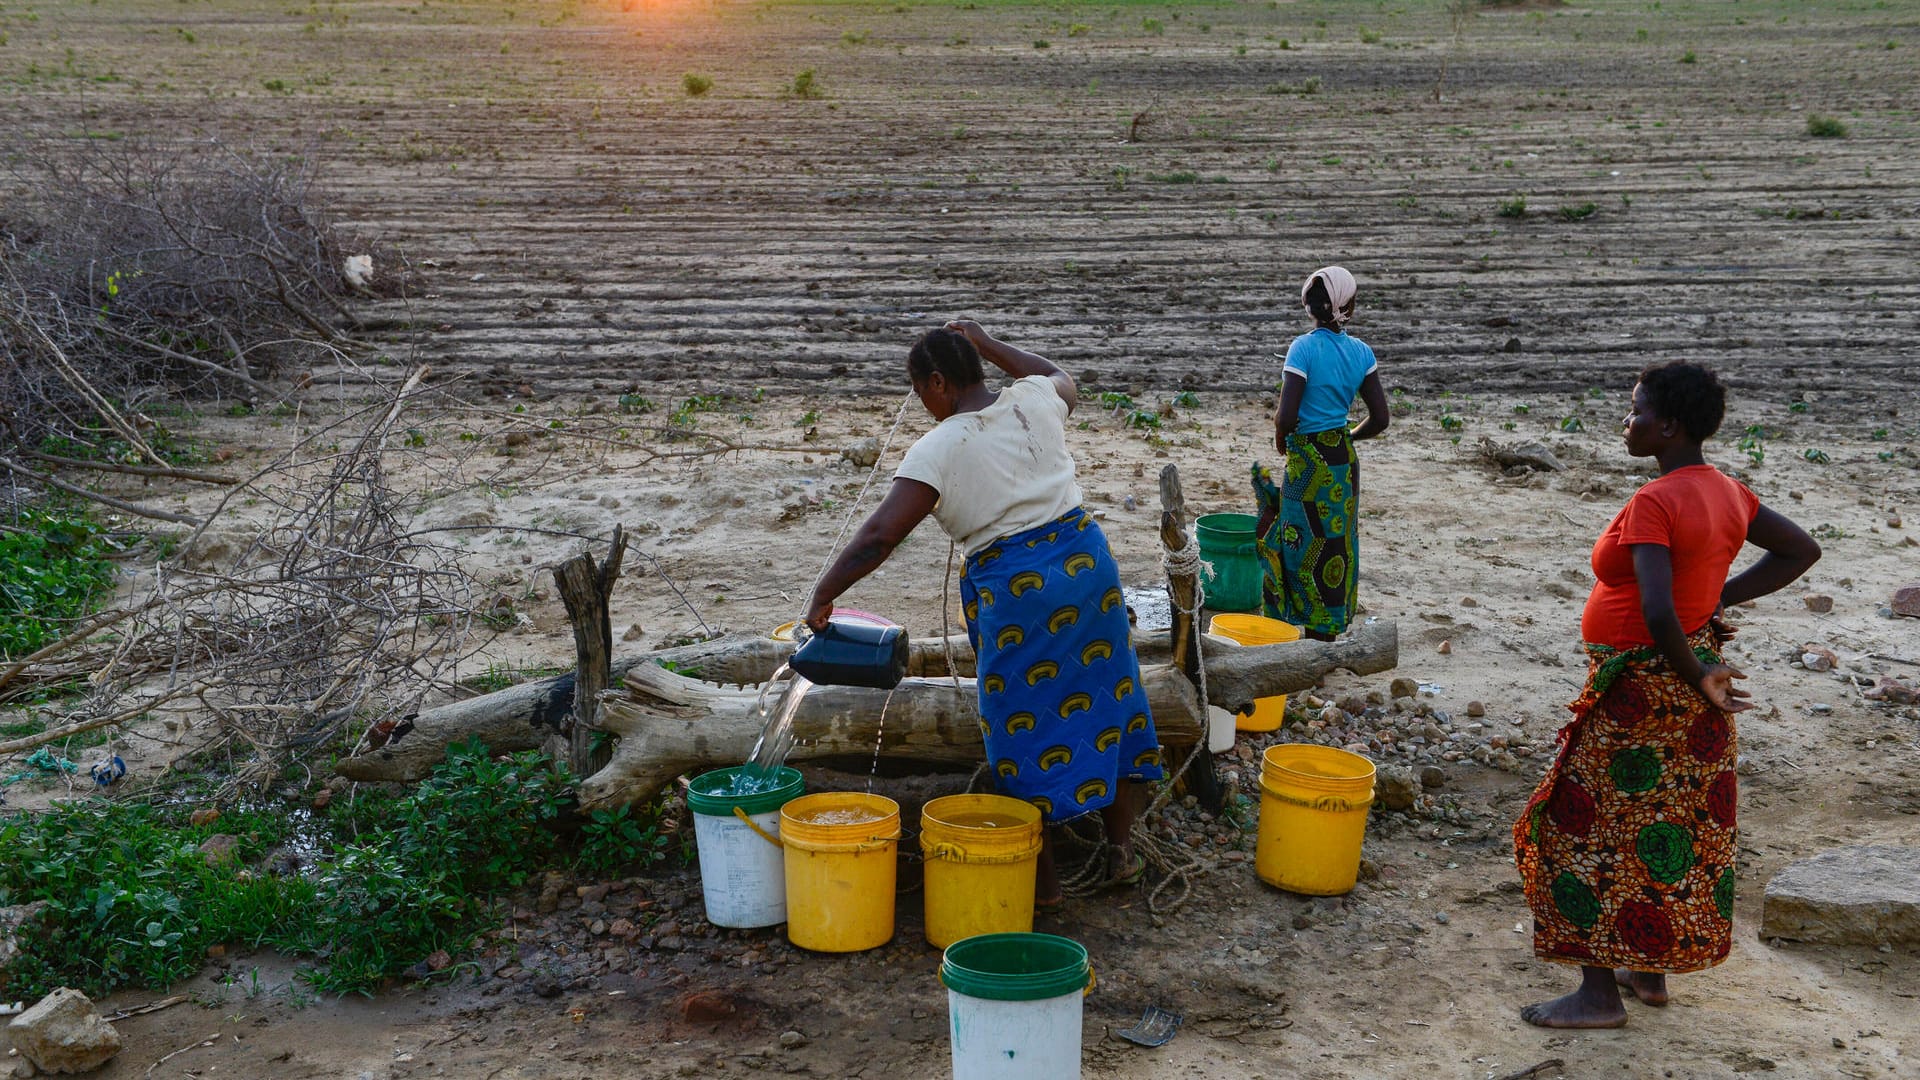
[894,375,1083,556]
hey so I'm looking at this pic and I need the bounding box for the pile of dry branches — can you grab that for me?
[0,134,386,517]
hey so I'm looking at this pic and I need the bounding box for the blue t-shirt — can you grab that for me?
[1281,328,1378,435]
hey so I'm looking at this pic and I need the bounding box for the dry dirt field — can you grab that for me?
[4,1,1919,1078]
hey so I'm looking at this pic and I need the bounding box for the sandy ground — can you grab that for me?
[4,1,1919,1077]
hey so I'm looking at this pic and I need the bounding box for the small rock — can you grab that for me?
[1418,766,1447,790]
[1863,677,1920,706]
[621,622,645,642]
[1375,766,1419,812]
[1800,645,1838,673]
[577,883,611,905]
[187,807,220,827]
[779,1030,808,1049]
[1460,596,1478,608]
[1389,677,1418,700]
[1466,701,1486,718]
[1891,585,1920,619]
[503,430,531,448]
[680,991,736,1023]
[1436,639,1452,655]
[197,834,240,865]
[841,437,880,468]
[1804,594,1834,614]
[310,788,333,811]
[7,988,122,1075]
[589,920,608,937]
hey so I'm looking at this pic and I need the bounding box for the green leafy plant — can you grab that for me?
[682,72,712,97]
[1806,114,1848,138]
[1558,415,1584,433]
[1736,423,1766,467]
[576,803,671,876]
[0,510,116,658]
[1497,195,1528,219]
[791,69,821,99]
[1802,447,1832,464]
[1171,391,1201,409]
[618,392,655,414]
[1558,202,1598,221]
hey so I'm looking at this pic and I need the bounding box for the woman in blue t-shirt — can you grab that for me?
[1251,266,1391,640]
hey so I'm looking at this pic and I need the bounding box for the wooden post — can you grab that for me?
[1159,464,1223,811]
[553,524,628,779]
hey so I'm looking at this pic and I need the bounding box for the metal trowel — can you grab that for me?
[1116,1004,1183,1047]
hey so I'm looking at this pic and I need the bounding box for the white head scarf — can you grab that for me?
[1301,265,1357,328]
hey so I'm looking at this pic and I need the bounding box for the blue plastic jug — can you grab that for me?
[790,619,910,689]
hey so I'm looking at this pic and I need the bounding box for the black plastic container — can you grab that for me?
[789,619,910,689]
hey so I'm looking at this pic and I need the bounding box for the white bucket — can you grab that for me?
[942,933,1090,1080]
[1202,632,1240,752]
[686,767,803,929]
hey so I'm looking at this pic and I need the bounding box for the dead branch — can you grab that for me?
[0,454,203,525]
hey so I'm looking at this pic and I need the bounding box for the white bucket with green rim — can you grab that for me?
[941,932,1092,1080]
[686,766,803,928]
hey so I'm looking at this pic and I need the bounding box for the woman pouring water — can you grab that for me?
[805,321,1164,907]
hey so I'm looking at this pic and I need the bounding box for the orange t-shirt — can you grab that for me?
[1581,465,1759,648]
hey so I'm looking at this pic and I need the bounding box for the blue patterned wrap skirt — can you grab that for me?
[959,507,1165,822]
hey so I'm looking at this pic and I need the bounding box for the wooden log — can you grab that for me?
[577,661,1204,808]
[553,525,627,777]
[331,623,1397,785]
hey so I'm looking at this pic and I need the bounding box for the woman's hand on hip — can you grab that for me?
[1695,663,1752,713]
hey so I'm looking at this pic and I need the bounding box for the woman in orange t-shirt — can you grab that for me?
[1513,362,1820,1029]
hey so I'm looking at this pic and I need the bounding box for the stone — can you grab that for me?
[187,807,220,827]
[1389,677,1418,700]
[680,991,736,1023]
[841,437,881,468]
[1800,645,1838,673]
[1460,596,1478,608]
[1804,594,1834,614]
[1891,585,1920,619]
[1761,845,1920,947]
[1863,677,1920,706]
[1418,766,1447,790]
[7,988,122,1075]
[1436,639,1452,655]
[1465,701,1486,718]
[1375,765,1419,812]
[197,834,240,865]
[779,1030,808,1049]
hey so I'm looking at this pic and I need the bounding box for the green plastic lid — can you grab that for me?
[686,766,803,818]
[941,932,1090,1001]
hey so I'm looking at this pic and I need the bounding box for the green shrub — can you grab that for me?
[1558,202,1598,221]
[791,68,821,99]
[682,72,712,97]
[0,510,116,658]
[0,740,646,999]
[1497,195,1527,218]
[1805,114,1848,138]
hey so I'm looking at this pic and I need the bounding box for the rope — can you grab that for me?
[799,391,917,628]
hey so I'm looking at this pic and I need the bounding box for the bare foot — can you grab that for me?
[1520,966,1628,1029]
[1615,968,1669,1006]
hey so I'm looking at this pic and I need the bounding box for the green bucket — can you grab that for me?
[1195,512,1261,613]
[686,766,804,817]
[940,932,1091,1001]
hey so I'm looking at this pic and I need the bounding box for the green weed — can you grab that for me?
[1806,114,1848,138]
[682,73,712,97]
[0,510,115,658]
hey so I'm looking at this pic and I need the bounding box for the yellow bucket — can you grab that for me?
[920,794,1044,949]
[1256,744,1375,896]
[1208,614,1302,731]
[781,792,902,952]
